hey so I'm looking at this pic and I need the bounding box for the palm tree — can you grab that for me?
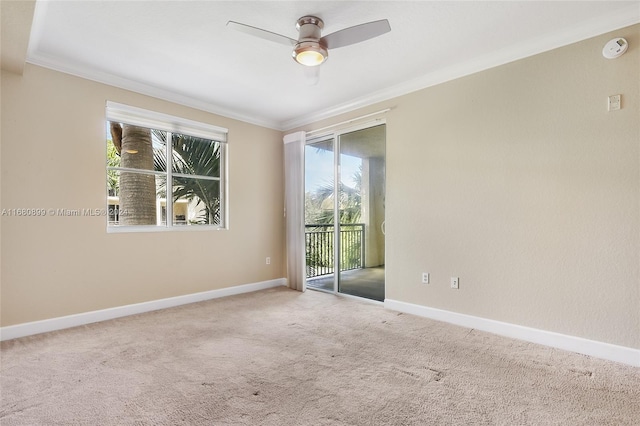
[109,123,157,225]
[153,132,221,225]
[305,167,363,276]
[308,166,362,225]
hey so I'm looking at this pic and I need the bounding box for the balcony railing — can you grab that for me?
[305,223,364,279]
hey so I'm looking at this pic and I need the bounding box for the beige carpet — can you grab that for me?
[1,287,639,425]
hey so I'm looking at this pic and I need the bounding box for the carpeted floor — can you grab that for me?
[1,286,639,425]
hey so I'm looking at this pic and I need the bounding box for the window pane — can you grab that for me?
[105,104,228,232]
[172,134,220,177]
[107,138,121,170]
[106,121,167,172]
[107,171,166,227]
[172,177,221,225]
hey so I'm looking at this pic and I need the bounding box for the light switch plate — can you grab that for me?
[608,94,621,111]
[451,277,459,289]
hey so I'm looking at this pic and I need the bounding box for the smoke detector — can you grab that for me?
[602,38,628,59]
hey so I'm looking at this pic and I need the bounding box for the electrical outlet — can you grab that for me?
[266,257,271,265]
[422,272,429,284]
[451,277,459,289]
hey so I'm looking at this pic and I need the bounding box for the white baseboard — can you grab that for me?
[0,278,288,341]
[384,299,640,368]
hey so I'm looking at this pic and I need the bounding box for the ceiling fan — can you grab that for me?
[227,15,391,69]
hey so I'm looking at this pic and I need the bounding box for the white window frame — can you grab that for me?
[106,101,229,233]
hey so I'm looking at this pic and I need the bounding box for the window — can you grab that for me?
[106,102,227,231]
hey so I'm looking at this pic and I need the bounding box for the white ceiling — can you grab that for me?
[25,1,639,130]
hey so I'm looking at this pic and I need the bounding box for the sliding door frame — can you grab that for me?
[305,119,386,298]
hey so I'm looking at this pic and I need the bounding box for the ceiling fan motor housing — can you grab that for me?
[296,16,324,41]
[292,16,328,66]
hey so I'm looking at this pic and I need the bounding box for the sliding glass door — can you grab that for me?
[304,137,335,293]
[337,126,386,301]
[304,124,386,302]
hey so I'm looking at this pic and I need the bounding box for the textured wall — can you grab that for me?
[1,65,285,326]
[385,25,639,349]
[302,24,640,349]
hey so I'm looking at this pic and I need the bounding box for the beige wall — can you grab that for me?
[300,24,640,349]
[1,64,285,326]
[2,23,638,351]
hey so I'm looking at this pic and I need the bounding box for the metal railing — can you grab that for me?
[305,223,364,279]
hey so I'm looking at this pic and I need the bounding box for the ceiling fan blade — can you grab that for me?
[227,21,297,47]
[321,19,391,50]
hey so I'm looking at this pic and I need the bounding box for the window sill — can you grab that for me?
[107,225,227,234]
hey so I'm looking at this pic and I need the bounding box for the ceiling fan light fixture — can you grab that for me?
[293,42,327,66]
[229,14,391,74]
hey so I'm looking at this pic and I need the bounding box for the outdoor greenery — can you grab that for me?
[107,124,221,226]
[305,166,364,278]
[305,166,362,225]
[152,131,221,225]
[106,140,120,196]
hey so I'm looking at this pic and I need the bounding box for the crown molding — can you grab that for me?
[25,1,639,132]
[282,3,640,131]
[24,0,279,130]
[26,52,282,130]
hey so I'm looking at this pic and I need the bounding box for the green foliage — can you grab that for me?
[106,139,120,196]
[305,164,363,225]
[305,164,364,278]
[152,131,221,225]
